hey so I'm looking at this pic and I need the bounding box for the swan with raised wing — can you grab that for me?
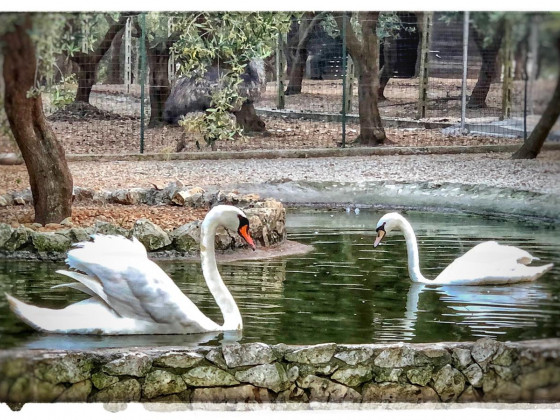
[5,205,256,335]
[373,212,553,286]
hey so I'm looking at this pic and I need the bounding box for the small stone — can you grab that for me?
[222,342,276,368]
[205,348,228,370]
[3,226,31,251]
[169,222,200,252]
[234,363,290,393]
[471,338,502,370]
[8,376,65,403]
[93,221,129,237]
[433,364,466,402]
[182,366,239,387]
[457,385,482,402]
[143,370,187,399]
[0,223,13,248]
[31,231,72,253]
[284,343,337,364]
[372,367,404,383]
[374,346,416,368]
[102,352,152,377]
[154,351,204,369]
[331,364,373,387]
[33,354,94,384]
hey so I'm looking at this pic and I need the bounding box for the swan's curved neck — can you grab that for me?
[397,217,431,284]
[200,216,242,330]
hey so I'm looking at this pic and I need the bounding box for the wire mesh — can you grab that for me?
[0,11,558,157]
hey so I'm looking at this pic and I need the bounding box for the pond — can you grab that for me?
[0,209,559,350]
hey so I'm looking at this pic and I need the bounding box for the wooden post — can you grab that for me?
[416,12,432,120]
[343,56,355,114]
[501,19,513,121]
[276,31,286,110]
[124,17,132,93]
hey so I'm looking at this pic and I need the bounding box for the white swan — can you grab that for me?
[373,212,553,285]
[5,205,256,335]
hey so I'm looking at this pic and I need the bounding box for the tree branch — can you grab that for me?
[333,12,362,59]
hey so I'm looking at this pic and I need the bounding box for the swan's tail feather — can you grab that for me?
[530,263,554,281]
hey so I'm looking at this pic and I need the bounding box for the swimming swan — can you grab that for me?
[5,205,256,335]
[373,212,553,285]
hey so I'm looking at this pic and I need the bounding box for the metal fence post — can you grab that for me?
[416,12,432,120]
[341,13,347,148]
[501,18,513,121]
[168,16,176,86]
[139,13,147,154]
[460,11,470,132]
[124,17,132,93]
[276,31,286,110]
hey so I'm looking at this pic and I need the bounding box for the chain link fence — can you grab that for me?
[1,11,558,157]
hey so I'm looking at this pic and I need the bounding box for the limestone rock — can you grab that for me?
[433,364,466,402]
[102,352,152,377]
[143,370,187,399]
[222,342,276,368]
[56,379,92,402]
[8,376,65,403]
[3,226,31,251]
[205,348,228,370]
[91,379,141,402]
[452,348,473,369]
[191,385,271,403]
[372,367,404,383]
[406,366,433,386]
[182,366,239,387]
[284,343,337,364]
[457,385,482,402]
[234,363,290,393]
[463,363,483,387]
[92,372,119,390]
[68,227,92,243]
[373,346,416,368]
[334,347,375,366]
[31,231,72,253]
[483,377,522,402]
[33,354,94,384]
[0,195,9,207]
[0,223,13,248]
[169,221,200,252]
[492,346,517,367]
[131,219,171,251]
[471,338,502,370]
[362,382,440,403]
[331,364,373,387]
[297,375,361,403]
[93,221,129,237]
[153,351,204,369]
[110,188,143,205]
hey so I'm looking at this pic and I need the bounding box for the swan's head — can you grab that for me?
[209,205,256,250]
[373,212,404,247]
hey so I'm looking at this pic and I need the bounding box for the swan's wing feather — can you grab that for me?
[51,282,99,298]
[65,235,215,329]
[55,269,110,306]
[435,241,552,284]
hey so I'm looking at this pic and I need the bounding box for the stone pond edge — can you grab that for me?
[1,338,559,404]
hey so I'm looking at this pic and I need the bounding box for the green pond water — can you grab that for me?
[0,209,559,350]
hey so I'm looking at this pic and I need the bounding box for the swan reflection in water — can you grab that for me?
[17,329,243,351]
[396,282,551,340]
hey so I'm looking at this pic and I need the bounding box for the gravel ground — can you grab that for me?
[2,150,559,196]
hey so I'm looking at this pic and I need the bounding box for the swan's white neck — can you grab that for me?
[395,217,431,284]
[200,214,243,331]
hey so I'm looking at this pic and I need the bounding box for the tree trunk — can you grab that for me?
[512,37,560,159]
[357,67,386,145]
[285,48,308,95]
[2,16,73,225]
[232,101,266,133]
[468,19,506,109]
[378,38,393,101]
[75,58,98,103]
[335,12,386,145]
[107,28,124,84]
[147,46,170,127]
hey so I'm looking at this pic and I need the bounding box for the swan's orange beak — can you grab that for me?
[239,225,256,251]
[374,229,386,248]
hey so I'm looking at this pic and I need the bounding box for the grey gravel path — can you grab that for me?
[72,151,560,196]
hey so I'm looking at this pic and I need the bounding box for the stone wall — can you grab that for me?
[0,184,286,259]
[1,338,559,405]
